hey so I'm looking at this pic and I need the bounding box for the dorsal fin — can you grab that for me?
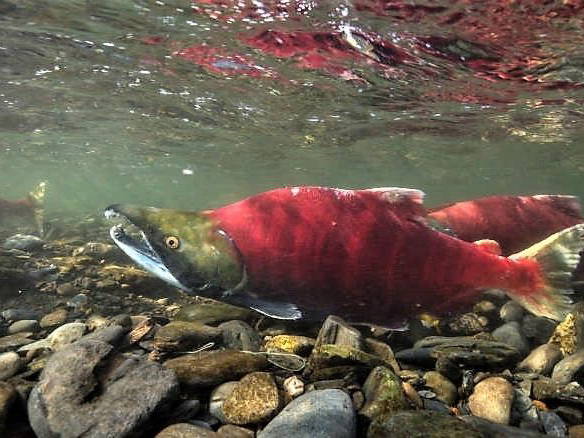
[532,195,583,219]
[361,187,425,217]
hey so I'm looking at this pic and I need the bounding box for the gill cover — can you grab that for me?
[105,205,245,293]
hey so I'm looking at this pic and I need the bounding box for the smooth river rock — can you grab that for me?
[222,372,280,425]
[258,389,356,438]
[0,352,23,380]
[517,343,563,376]
[28,339,179,438]
[468,377,515,424]
[551,350,584,385]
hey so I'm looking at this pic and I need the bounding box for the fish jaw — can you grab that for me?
[104,204,245,294]
[106,213,190,291]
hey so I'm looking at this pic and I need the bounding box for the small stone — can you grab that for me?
[540,410,567,436]
[56,282,77,297]
[217,424,254,438]
[552,350,584,385]
[423,371,457,406]
[156,423,218,438]
[209,382,239,423]
[258,389,355,438]
[402,381,423,409]
[363,338,400,374]
[219,321,261,352]
[556,405,583,425]
[468,376,515,424]
[492,321,529,356]
[305,344,385,378]
[460,415,545,438]
[445,313,488,336]
[109,314,133,328]
[283,375,304,401]
[48,322,87,351]
[0,333,35,352]
[523,314,557,346]
[314,315,362,349]
[175,302,255,325]
[3,234,44,251]
[86,314,109,331]
[39,308,68,329]
[7,319,39,335]
[517,343,563,376]
[570,425,584,438]
[368,410,482,438]
[0,352,23,380]
[264,335,315,356]
[473,300,498,317]
[360,366,410,424]
[1,308,40,321]
[222,372,280,425]
[153,321,221,352]
[500,300,524,322]
[164,350,268,389]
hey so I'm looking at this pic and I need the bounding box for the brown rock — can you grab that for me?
[40,308,68,329]
[517,343,563,376]
[156,423,218,438]
[153,321,221,352]
[468,377,514,424]
[423,371,458,406]
[570,424,584,438]
[218,424,255,437]
[164,350,268,389]
[222,372,280,425]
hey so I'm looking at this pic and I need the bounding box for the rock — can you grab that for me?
[0,333,35,352]
[210,382,239,423]
[258,389,355,438]
[460,415,547,437]
[305,344,385,379]
[72,242,120,260]
[283,375,304,401]
[7,319,40,334]
[552,350,584,385]
[0,382,17,434]
[217,425,254,437]
[28,339,179,438]
[423,371,457,406]
[153,321,221,352]
[264,335,315,356]
[570,425,584,438]
[512,387,540,426]
[20,322,87,352]
[109,314,133,328]
[556,405,583,425]
[0,352,23,380]
[169,399,202,423]
[164,350,268,389]
[523,314,557,346]
[368,410,482,438]
[55,282,77,297]
[500,300,525,322]
[86,314,110,331]
[491,322,529,357]
[360,366,409,424]
[39,308,68,329]
[3,234,44,251]
[1,308,40,321]
[222,372,280,425]
[156,423,218,438]
[314,315,362,349]
[444,313,488,336]
[517,343,563,376]
[540,410,567,436]
[549,303,584,355]
[532,377,584,406]
[363,338,400,374]
[220,320,261,352]
[175,302,255,325]
[468,376,515,424]
[473,300,498,317]
[397,336,519,370]
[81,325,128,346]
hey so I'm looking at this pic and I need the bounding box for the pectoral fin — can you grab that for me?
[225,293,304,320]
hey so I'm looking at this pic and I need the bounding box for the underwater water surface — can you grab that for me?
[1,0,584,214]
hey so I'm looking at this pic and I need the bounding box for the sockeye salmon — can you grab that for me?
[105,186,584,326]
[0,182,46,235]
[428,194,583,255]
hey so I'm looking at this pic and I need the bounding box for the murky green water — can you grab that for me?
[2,0,584,216]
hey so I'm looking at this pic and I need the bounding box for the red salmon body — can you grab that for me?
[209,187,550,325]
[428,195,583,255]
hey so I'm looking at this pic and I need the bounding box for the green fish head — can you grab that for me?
[104,204,244,294]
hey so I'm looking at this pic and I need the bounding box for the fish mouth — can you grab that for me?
[104,206,188,291]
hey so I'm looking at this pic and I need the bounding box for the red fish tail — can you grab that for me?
[505,224,584,321]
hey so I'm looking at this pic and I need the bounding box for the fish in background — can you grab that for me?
[105,186,584,328]
[428,194,583,255]
[0,182,46,236]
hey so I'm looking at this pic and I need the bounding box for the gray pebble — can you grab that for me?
[1,309,40,322]
[500,301,524,322]
[540,411,567,437]
[258,389,356,438]
[209,382,238,423]
[3,234,44,251]
[492,321,530,357]
[220,320,261,352]
[7,319,39,335]
[551,350,584,385]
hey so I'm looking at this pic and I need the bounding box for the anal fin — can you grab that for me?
[224,293,304,320]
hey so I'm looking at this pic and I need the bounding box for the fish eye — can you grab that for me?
[165,235,180,249]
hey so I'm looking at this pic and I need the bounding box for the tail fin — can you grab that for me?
[507,224,584,321]
[27,182,46,236]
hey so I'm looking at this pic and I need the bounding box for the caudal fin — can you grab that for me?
[507,224,584,321]
[27,182,46,236]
